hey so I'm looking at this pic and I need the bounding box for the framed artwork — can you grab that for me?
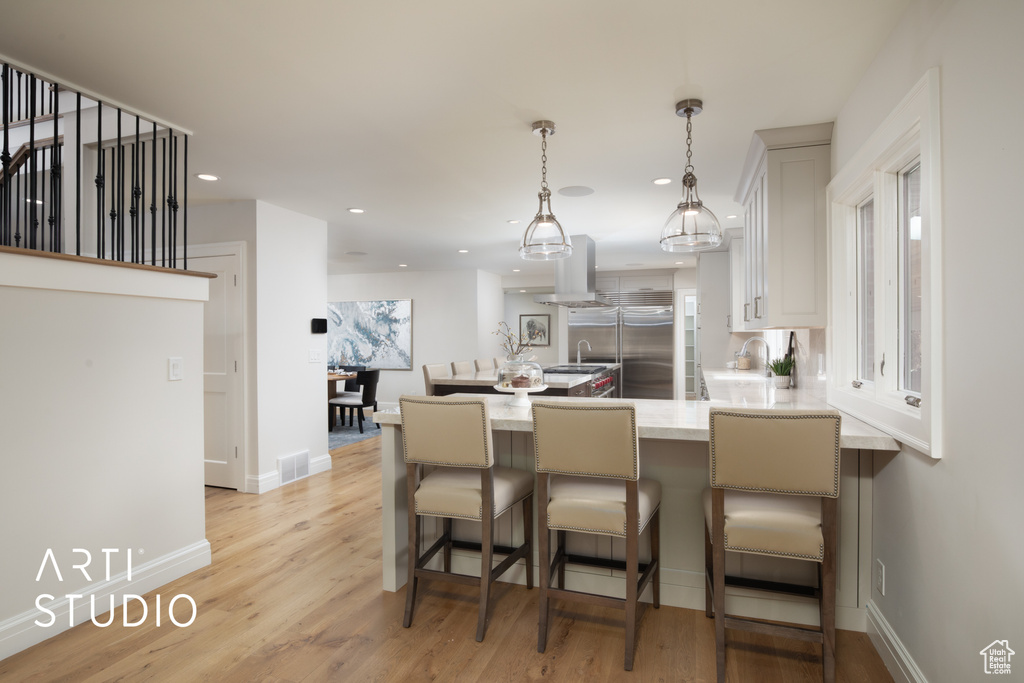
[520,313,550,347]
[327,299,412,370]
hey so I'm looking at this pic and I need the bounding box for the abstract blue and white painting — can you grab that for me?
[327,300,412,370]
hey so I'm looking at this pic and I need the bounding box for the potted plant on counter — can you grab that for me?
[768,356,794,389]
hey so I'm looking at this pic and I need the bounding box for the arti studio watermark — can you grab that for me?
[34,548,197,628]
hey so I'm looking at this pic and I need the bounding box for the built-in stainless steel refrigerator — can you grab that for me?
[567,304,674,399]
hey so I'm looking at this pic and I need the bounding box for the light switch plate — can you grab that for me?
[168,357,184,381]
[309,349,322,364]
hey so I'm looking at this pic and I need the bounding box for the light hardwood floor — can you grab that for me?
[1,438,894,682]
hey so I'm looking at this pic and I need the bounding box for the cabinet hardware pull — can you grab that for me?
[726,314,731,328]
[743,303,750,321]
[754,296,762,318]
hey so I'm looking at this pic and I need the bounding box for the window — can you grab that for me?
[857,197,875,383]
[827,69,942,458]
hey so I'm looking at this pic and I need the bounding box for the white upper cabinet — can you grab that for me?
[735,123,832,329]
[729,236,745,331]
[619,274,674,292]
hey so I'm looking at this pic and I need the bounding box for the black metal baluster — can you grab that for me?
[150,121,157,266]
[132,116,140,263]
[140,139,146,262]
[109,146,117,259]
[183,134,188,270]
[51,82,60,252]
[96,100,103,257]
[28,74,37,250]
[75,92,81,255]
[1,63,9,246]
[170,132,178,268]
[116,109,122,261]
[161,136,166,267]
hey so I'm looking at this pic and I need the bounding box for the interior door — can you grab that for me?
[192,253,244,489]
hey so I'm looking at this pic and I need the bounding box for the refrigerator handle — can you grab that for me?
[617,308,623,364]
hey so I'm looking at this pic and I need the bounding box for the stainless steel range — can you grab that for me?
[544,365,616,398]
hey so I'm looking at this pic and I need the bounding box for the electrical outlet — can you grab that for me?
[309,349,322,364]
[875,559,886,596]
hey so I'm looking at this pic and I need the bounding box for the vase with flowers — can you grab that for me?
[494,321,544,390]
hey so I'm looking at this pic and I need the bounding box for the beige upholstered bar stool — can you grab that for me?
[531,400,661,671]
[704,407,842,683]
[451,360,474,375]
[421,363,448,396]
[399,395,534,642]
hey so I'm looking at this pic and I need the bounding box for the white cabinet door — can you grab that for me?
[739,133,830,329]
[729,236,745,331]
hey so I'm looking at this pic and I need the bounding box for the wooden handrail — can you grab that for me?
[0,135,63,186]
[0,245,216,278]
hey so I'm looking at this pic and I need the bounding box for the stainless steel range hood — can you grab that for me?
[533,235,612,308]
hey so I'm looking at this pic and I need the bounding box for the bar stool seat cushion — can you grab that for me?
[701,488,824,561]
[547,474,661,538]
[415,466,534,521]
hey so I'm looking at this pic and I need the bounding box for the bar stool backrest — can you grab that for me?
[400,396,493,469]
[531,401,638,480]
[421,363,449,396]
[709,408,842,497]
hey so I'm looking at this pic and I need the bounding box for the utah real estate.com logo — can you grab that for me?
[980,640,1014,675]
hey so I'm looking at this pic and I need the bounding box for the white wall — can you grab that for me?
[476,271,505,361]
[833,1,1024,680]
[503,292,561,365]
[254,202,329,484]
[327,269,483,402]
[0,252,210,658]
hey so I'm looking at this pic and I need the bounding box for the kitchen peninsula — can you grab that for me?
[374,370,899,631]
[433,364,620,398]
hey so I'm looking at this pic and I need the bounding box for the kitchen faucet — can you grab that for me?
[740,336,772,377]
[577,339,591,365]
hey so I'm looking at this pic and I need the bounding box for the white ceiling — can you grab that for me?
[0,0,909,277]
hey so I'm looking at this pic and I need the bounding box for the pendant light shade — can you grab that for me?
[521,121,572,260]
[660,99,722,252]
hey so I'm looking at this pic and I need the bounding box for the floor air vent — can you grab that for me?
[278,450,311,485]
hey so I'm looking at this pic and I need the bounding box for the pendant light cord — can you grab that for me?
[685,111,694,176]
[540,130,549,191]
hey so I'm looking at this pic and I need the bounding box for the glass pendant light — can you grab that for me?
[520,120,572,260]
[660,99,723,252]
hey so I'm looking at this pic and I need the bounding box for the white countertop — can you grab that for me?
[376,368,899,451]
[432,363,620,390]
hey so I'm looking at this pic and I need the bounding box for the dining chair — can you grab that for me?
[531,400,661,671]
[451,360,474,376]
[422,363,449,396]
[328,370,380,433]
[399,395,534,641]
[492,357,502,369]
[474,358,494,372]
[705,407,842,683]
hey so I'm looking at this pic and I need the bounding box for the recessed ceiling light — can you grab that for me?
[398,264,408,268]
[195,173,219,182]
[558,186,594,197]
[652,178,673,185]
[348,208,365,214]
[345,251,367,256]
[520,290,526,293]
[675,261,686,265]
[726,214,738,219]
[458,249,469,253]
[507,219,520,224]
[512,269,521,272]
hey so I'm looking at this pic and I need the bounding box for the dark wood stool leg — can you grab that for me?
[537,474,551,653]
[822,497,837,683]
[713,489,727,683]
[523,493,534,590]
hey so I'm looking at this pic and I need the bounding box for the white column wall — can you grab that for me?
[833,1,1024,680]
[0,252,210,658]
[254,201,329,484]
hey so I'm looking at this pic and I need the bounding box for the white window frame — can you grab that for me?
[827,69,943,458]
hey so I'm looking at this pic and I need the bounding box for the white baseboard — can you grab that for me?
[310,453,332,476]
[866,600,929,683]
[0,540,211,661]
